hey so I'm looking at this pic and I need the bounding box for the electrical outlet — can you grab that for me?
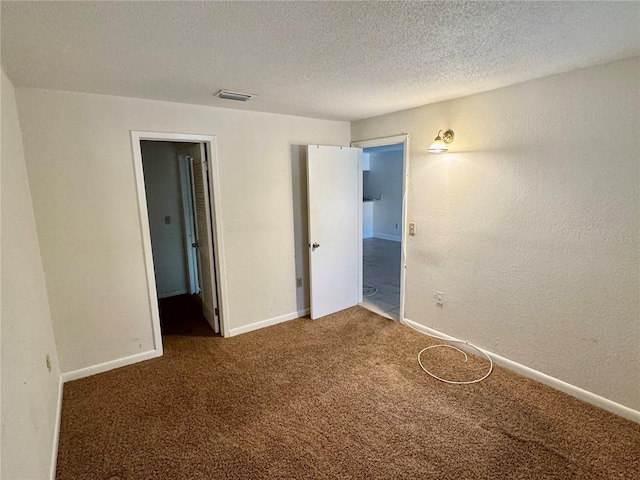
[435,291,444,306]
[395,223,399,230]
[296,277,303,288]
[164,216,171,225]
[409,222,416,235]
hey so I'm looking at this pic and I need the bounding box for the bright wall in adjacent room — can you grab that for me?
[140,141,190,298]
[352,57,640,411]
[368,150,403,241]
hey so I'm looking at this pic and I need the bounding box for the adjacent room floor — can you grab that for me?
[56,306,640,479]
[361,237,401,319]
[158,293,216,337]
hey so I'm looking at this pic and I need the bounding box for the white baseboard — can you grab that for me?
[373,232,402,242]
[403,317,640,424]
[61,349,161,383]
[157,288,188,299]
[229,308,310,337]
[50,376,63,479]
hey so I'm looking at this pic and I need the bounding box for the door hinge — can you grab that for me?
[215,307,219,316]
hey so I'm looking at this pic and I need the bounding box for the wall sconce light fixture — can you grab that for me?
[428,129,455,153]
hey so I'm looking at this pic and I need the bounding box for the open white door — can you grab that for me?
[178,155,200,295]
[189,144,220,333]
[307,145,362,319]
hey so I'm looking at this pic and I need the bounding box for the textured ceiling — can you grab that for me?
[1,1,639,121]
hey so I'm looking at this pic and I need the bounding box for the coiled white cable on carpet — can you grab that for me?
[415,335,493,385]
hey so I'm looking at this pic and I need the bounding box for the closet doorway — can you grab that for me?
[132,132,228,353]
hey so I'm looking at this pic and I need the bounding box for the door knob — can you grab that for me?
[312,242,320,251]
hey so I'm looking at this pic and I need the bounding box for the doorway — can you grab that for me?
[140,141,197,300]
[131,132,228,353]
[352,135,408,321]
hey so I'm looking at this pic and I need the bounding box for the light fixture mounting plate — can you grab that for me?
[441,130,455,144]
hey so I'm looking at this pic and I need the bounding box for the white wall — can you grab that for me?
[1,70,62,479]
[140,141,189,298]
[363,202,373,239]
[15,88,350,375]
[369,150,403,241]
[352,57,640,411]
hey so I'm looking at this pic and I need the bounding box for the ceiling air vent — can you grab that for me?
[215,90,254,102]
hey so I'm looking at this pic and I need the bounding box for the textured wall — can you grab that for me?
[352,57,640,410]
[140,141,189,297]
[1,70,61,479]
[16,89,349,374]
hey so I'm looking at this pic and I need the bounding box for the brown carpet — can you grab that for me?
[56,301,640,479]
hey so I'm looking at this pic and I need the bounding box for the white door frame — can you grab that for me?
[131,131,230,353]
[351,134,409,321]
